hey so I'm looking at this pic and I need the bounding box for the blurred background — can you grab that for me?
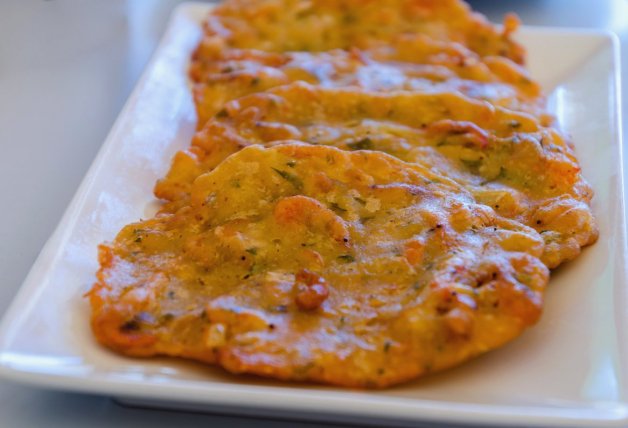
[0,1,626,427]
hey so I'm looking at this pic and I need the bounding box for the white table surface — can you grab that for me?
[0,1,626,427]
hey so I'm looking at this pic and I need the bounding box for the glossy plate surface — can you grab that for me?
[0,3,625,427]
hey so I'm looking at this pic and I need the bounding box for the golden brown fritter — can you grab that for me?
[190,34,543,128]
[197,0,525,62]
[90,144,548,388]
[156,83,597,268]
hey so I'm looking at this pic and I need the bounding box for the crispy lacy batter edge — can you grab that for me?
[91,144,549,388]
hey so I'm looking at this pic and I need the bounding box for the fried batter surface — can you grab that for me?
[157,83,597,268]
[91,144,549,388]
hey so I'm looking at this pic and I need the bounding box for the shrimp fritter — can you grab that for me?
[197,0,524,61]
[90,144,548,388]
[156,83,597,268]
[190,34,543,128]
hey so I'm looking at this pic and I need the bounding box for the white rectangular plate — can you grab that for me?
[0,3,625,427]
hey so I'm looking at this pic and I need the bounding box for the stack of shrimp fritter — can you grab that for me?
[88,0,597,388]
